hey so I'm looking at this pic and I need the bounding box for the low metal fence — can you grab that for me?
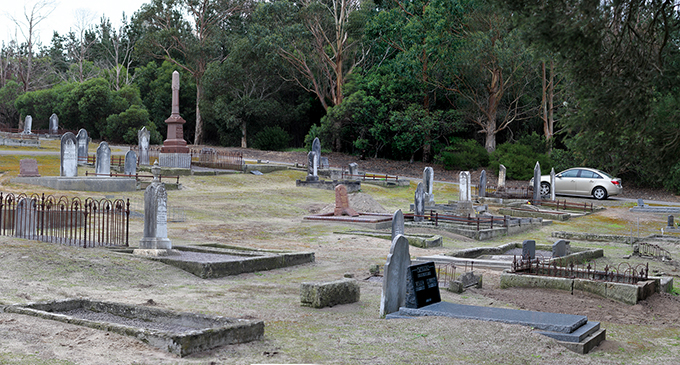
[473,185,533,199]
[0,192,129,247]
[85,154,125,167]
[636,242,672,260]
[533,199,594,212]
[190,148,243,170]
[84,171,180,184]
[511,256,649,284]
[341,172,401,181]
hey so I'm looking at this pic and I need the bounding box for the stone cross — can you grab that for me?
[459,171,471,201]
[19,159,40,177]
[479,170,487,198]
[334,184,358,216]
[379,234,411,317]
[138,127,150,165]
[550,167,556,201]
[139,162,172,250]
[522,239,536,260]
[312,137,321,171]
[391,209,404,242]
[498,164,506,189]
[22,115,32,134]
[125,150,137,176]
[414,182,425,222]
[60,132,78,177]
[532,161,541,203]
[76,129,89,165]
[49,114,59,134]
[95,141,111,176]
[423,167,434,205]
[15,197,37,239]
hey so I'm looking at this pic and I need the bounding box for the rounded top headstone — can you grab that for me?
[152,161,161,181]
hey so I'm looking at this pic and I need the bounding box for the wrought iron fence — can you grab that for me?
[511,255,649,284]
[406,211,509,230]
[0,192,129,247]
[190,147,243,170]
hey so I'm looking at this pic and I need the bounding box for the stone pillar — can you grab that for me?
[159,71,190,168]
[60,132,78,177]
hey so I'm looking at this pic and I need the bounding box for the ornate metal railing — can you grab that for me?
[511,255,649,284]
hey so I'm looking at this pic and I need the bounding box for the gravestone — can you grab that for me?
[522,239,536,260]
[139,162,172,250]
[391,209,404,242]
[124,150,137,176]
[550,168,556,201]
[479,170,487,198]
[552,239,570,258]
[414,182,425,222]
[348,162,358,178]
[637,199,645,207]
[423,167,434,205]
[459,171,471,201]
[95,141,111,176]
[379,234,411,317]
[15,197,37,239]
[458,271,483,289]
[498,164,506,189]
[320,157,329,169]
[76,129,89,165]
[49,113,59,134]
[138,127,150,165]
[306,151,319,182]
[408,262,441,308]
[532,161,541,202]
[159,71,190,168]
[668,215,675,229]
[334,184,358,216]
[19,159,40,177]
[60,132,78,177]
[22,115,32,134]
[312,137,321,171]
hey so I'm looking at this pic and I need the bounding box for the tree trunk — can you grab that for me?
[483,68,502,153]
[194,79,203,145]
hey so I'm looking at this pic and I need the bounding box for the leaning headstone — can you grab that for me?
[479,170,487,198]
[312,137,321,171]
[22,115,32,134]
[532,161,541,202]
[49,113,59,134]
[124,150,137,176]
[19,159,40,177]
[348,162,359,178]
[498,164,506,189]
[522,240,536,260]
[459,171,471,201]
[95,141,111,176]
[423,167,434,205]
[552,239,570,258]
[138,127,150,165]
[550,167,556,201]
[15,197,37,239]
[334,184,358,217]
[379,234,411,317]
[414,182,425,222]
[60,132,78,177]
[306,151,319,182]
[391,209,404,242]
[408,262,441,308]
[76,129,89,165]
[138,162,172,252]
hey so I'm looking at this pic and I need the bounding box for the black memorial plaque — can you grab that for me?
[409,262,441,308]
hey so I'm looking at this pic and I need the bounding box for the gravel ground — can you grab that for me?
[60,308,202,333]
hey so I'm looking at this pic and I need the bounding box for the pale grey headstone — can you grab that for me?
[479,170,487,198]
[320,157,329,169]
[49,114,59,134]
[637,199,644,207]
[76,129,89,165]
[140,162,172,249]
[498,164,506,188]
[552,239,569,258]
[459,171,471,201]
[124,150,137,176]
[60,132,78,177]
[312,137,321,171]
[348,162,358,177]
[379,234,411,317]
[533,161,541,202]
[550,168,556,201]
[138,127,150,165]
[414,182,425,222]
[95,141,111,176]
[423,167,434,204]
[15,197,37,239]
[23,115,32,134]
[522,240,536,260]
[391,209,404,242]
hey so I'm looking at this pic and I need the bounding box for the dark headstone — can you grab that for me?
[637,199,645,207]
[552,239,570,258]
[522,240,536,260]
[408,262,441,308]
[19,159,40,177]
[414,182,425,222]
[479,170,487,198]
[668,215,675,228]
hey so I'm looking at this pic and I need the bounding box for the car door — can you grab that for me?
[575,169,602,196]
[555,169,579,194]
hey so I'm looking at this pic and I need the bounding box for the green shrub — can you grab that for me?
[103,105,161,144]
[252,126,291,151]
[490,141,551,180]
[439,139,489,170]
[550,148,579,173]
[664,161,680,194]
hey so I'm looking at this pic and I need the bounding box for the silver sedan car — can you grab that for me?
[530,167,623,200]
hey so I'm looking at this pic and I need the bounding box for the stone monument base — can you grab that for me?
[133,248,180,257]
[159,153,191,169]
[139,236,173,250]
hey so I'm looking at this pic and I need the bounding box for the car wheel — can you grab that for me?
[592,186,608,200]
[539,182,551,197]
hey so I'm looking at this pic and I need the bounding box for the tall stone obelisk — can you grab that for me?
[159,71,191,168]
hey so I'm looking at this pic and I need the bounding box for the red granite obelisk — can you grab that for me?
[159,71,190,168]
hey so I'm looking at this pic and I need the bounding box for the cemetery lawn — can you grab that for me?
[0,151,679,364]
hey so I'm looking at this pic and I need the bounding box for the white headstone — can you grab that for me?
[498,164,506,189]
[49,113,59,134]
[125,150,137,176]
[312,138,321,171]
[459,171,471,201]
[76,129,89,165]
[15,197,37,239]
[550,167,556,201]
[138,127,150,165]
[423,167,434,204]
[23,115,32,134]
[391,209,404,242]
[533,161,541,202]
[379,234,411,317]
[60,132,78,177]
[95,142,111,176]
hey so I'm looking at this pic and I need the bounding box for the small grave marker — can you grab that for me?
[334,184,358,216]
[522,240,536,260]
[552,239,570,258]
[124,150,137,176]
[19,159,40,177]
[22,115,32,134]
[408,262,441,308]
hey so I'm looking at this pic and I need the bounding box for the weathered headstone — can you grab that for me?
[334,184,359,217]
[76,129,89,165]
[15,197,37,239]
[498,164,506,189]
[668,215,675,229]
[414,182,425,222]
[312,137,321,171]
[637,199,645,207]
[19,159,40,177]
[532,161,541,202]
[522,239,536,260]
[60,132,78,177]
[423,167,434,205]
[550,167,556,201]
[391,209,404,242]
[124,150,137,176]
[306,151,319,182]
[138,127,150,165]
[49,113,59,134]
[479,170,487,198]
[22,115,32,134]
[95,141,111,176]
[459,271,483,289]
[459,171,471,201]
[320,157,329,169]
[348,162,358,178]
[408,262,441,308]
[552,239,570,258]
[379,234,411,317]
[139,162,172,250]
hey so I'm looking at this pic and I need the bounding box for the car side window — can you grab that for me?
[579,170,602,179]
[561,169,579,178]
